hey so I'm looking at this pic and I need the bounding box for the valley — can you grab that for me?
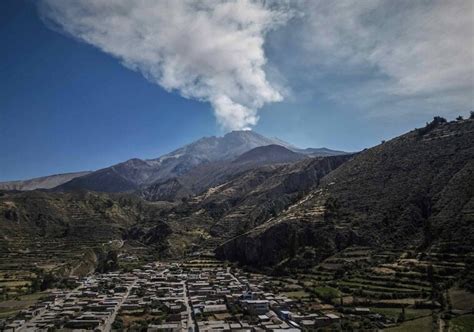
[0,118,473,331]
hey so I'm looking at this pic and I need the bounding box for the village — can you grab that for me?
[2,260,346,331]
[2,244,472,331]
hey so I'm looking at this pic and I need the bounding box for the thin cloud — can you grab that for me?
[288,0,474,115]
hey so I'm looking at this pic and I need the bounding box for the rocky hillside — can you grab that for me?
[139,145,308,202]
[216,119,474,268]
[161,154,353,241]
[0,171,91,191]
[0,190,176,277]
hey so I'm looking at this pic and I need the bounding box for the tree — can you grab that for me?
[470,111,474,119]
[40,272,56,291]
[112,317,124,330]
[397,306,406,322]
[456,115,463,121]
[30,276,41,293]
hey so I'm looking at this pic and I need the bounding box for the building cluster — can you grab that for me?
[183,267,341,332]
[4,272,136,331]
[4,262,342,331]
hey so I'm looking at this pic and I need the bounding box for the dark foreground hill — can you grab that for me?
[216,119,474,269]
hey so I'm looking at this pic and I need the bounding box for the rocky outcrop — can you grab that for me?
[216,220,359,267]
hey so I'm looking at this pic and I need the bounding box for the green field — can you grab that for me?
[384,316,433,331]
[313,286,340,301]
[0,292,48,319]
[450,314,474,332]
[371,307,432,321]
[449,288,474,311]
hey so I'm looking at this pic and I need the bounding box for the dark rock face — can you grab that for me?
[216,220,359,266]
[216,119,474,267]
[124,222,172,246]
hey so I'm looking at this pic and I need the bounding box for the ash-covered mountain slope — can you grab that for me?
[0,171,91,191]
[139,145,308,202]
[55,131,344,193]
[216,119,474,267]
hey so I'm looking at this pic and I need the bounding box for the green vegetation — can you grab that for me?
[450,314,474,332]
[371,307,431,321]
[0,292,47,319]
[449,288,474,311]
[385,315,433,331]
[312,286,340,302]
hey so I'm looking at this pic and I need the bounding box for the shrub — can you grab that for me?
[416,116,447,137]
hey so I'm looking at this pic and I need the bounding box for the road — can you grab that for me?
[183,280,195,332]
[101,278,137,332]
[227,267,242,285]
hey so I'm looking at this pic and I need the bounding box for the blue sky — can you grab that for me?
[1,0,472,181]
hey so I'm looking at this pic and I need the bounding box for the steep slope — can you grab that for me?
[233,144,305,164]
[162,154,352,241]
[0,190,172,275]
[56,131,331,193]
[57,159,154,192]
[216,119,474,267]
[140,145,307,202]
[0,171,91,191]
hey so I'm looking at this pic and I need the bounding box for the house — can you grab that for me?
[241,300,269,315]
[147,323,181,332]
[203,304,228,313]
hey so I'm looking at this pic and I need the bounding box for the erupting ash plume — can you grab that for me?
[40,0,289,130]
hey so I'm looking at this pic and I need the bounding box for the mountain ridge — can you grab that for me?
[0,171,92,191]
[54,131,346,193]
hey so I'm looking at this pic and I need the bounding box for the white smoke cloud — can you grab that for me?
[39,0,289,131]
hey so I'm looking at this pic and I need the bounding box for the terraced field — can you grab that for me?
[279,245,473,330]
